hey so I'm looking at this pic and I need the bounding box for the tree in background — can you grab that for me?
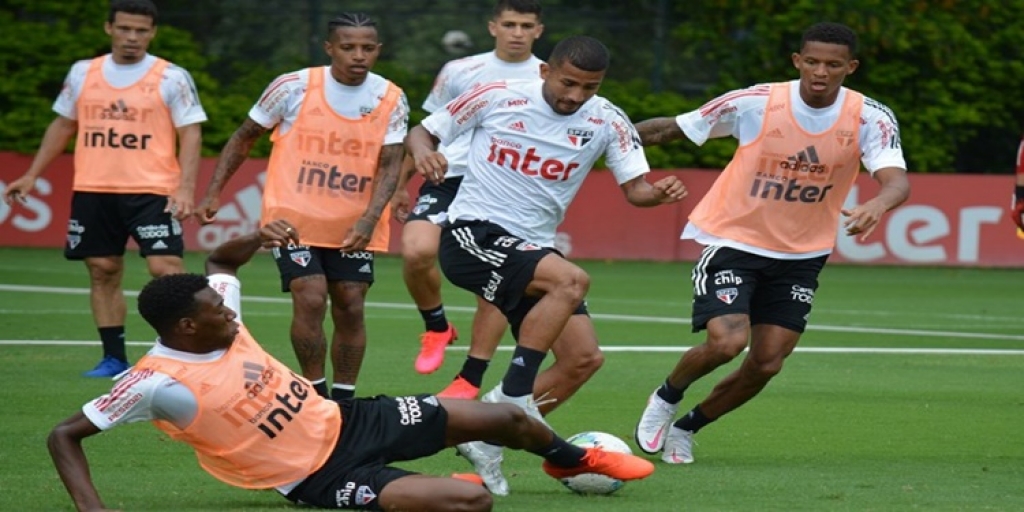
[1,0,1020,173]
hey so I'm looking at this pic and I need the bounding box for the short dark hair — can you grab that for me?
[548,35,609,72]
[493,0,542,19]
[327,12,377,39]
[137,274,209,335]
[801,22,858,56]
[108,0,158,25]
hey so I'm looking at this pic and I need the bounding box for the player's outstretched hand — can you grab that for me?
[415,151,449,185]
[2,175,35,205]
[653,176,688,203]
[260,220,299,248]
[841,201,887,241]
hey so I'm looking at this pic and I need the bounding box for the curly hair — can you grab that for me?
[548,35,609,72]
[137,274,209,335]
[801,22,858,56]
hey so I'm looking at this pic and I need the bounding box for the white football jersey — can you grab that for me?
[53,53,207,127]
[421,79,650,247]
[423,52,544,178]
[676,80,906,173]
[248,67,409,145]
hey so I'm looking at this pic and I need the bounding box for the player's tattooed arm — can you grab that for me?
[197,118,269,223]
[635,117,686,147]
[341,143,404,251]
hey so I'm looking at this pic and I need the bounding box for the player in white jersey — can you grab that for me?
[197,13,408,401]
[406,35,686,495]
[3,0,206,378]
[633,22,910,465]
[392,1,546,394]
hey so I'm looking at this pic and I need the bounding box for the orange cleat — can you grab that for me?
[415,323,457,374]
[542,447,655,482]
[451,473,485,486]
[438,376,481,400]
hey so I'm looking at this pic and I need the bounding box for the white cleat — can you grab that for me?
[634,389,678,454]
[661,426,695,464]
[482,383,551,429]
[457,441,508,496]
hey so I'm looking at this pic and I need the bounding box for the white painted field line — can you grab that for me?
[2,283,1023,342]
[0,340,1022,356]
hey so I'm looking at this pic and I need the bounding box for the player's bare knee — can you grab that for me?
[705,334,748,361]
[291,290,328,317]
[553,268,590,304]
[85,259,121,283]
[565,348,604,381]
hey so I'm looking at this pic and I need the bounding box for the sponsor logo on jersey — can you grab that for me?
[341,251,373,260]
[151,240,168,250]
[295,162,373,195]
[504,98,529,108]
[508,120,527,132]
[295,131,380,158]
[336,481,357,507]
[487,144,580,182]
[751,145,835,204]
[80,98,157,150]
[567,128,594,148]
[137,224,171,239]
[358,263,372,274]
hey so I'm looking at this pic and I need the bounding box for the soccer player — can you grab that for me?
[392,0,545,395]
[1011,137,1024,234]
[2,0,206,378]
[632,22,910,464]
[405,35,686,495]
[197,13,407,401]
[46,220,655,512]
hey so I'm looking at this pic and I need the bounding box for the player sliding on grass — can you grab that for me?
[46,220,654,512]
[633,22,910,465]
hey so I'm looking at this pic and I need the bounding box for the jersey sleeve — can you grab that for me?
[81,368,170,430]
[420,82,502,145]
[163,65,208,127]
[384,91,410,145]
[859,98,907,173]
[422,61,459,113]
[248,72,304,129]
[208,273,242,323]
[602,103,651,184]
[52,60,91,120]
[676,85,769,145]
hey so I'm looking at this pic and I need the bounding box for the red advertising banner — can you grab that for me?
[1,152,1020,267]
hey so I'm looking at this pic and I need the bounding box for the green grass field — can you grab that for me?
[1,247,1022,511]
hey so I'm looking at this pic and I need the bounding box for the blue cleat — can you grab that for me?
[83,356,130,378]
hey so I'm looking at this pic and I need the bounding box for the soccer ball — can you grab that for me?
[561,431,632,495]
[441,30,473,55]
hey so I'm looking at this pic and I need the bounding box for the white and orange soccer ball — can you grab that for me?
[560,431,633,495]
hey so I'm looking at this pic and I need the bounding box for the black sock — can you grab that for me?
[419,305,449,332]
[656,378,685,404]
[331,384,355,400]
[311,379,329,399]
[457,356,490,387]
[674,405,714,433]
[530,435,587,468]
[98,326,127,362]
[501,346,546,397]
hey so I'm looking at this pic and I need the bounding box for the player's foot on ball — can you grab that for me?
[542,448,655,481]
[415,323,457,374]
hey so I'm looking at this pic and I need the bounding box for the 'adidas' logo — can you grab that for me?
[423,396,439,407]
[765,127,784,138]
[242,361,265,392]
[788,145,820,164]
[151,240,168,250]
[358,263,372,274]
[508,120,526,132]
[511,356,525,366]
[309,107,324,116]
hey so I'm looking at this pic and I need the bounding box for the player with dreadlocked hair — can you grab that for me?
[198,12,410,402]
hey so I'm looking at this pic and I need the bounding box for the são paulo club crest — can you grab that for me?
[567,128,594,147]
[716,288,738,304]
[290,250,311,267]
